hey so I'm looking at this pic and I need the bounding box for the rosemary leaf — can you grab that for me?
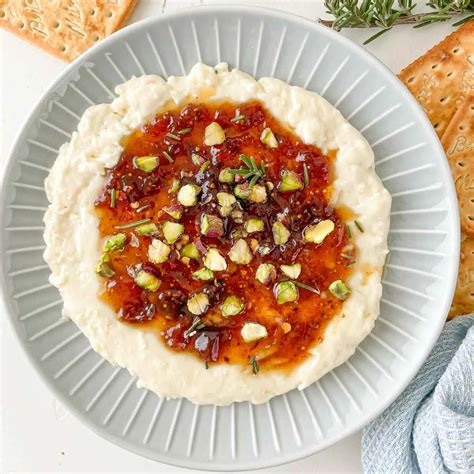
[115,218,151,230]
[249,356,259,374]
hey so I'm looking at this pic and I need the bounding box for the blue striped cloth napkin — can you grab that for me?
[361,315,473,473]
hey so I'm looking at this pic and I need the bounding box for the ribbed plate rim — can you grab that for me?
[1,4,460,471]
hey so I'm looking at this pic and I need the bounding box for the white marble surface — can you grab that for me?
[0,1,454,472]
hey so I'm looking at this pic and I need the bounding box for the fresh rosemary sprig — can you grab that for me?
[321,1,474,44]
[228,154,266,187]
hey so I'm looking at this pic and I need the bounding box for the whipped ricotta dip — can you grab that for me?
[43,63,391,405]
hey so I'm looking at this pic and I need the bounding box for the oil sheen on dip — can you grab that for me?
[94,100,355,372]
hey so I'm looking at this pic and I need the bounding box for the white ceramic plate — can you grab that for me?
[1,6,459,471]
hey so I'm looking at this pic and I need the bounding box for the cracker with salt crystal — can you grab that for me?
[399,20,474,138]
[442,94,474,237]
[0,0,138,62]
[449,236,474,318]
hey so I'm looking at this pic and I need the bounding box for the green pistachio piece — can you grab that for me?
[177,184,201,207]
[234,184,251,200]
[241,322,268,342]
[274,281,298,304]
[278,169,303,192]
[187,293,209,315]
[148,239,171,264]
[217,192,236,207]
[230,208,243,223]
[169,179,180,194]
[280,263,301,279]
[192,268,214,281]
[228,239,253,265]
[244,218,264,234]
[135,270,161,292]
[163,205,183,220]
[221,295,244,317]
[219,205,233,217]
[303,220,335,244]
[96,253,115,278]
[260,127,278,148]
[135,223,158,235]
[249,184,267,203]
[258,244,272,256]
[204,122,225,146]
[104,233,126,252]
[200,214,224,237]
[255,263,277,285]
[162,221,184,244]
[219,168,234,183]
[191,153,204,166]
[203,248,227,271]
[135,155,158,173]
[180,242,200,260]
[272,221,291,245]
[328,280,351,300]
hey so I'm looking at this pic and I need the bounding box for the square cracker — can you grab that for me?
[0,0,138,62]
[449,236,474,318]
[442,94,474,237]
[399,20,474,138]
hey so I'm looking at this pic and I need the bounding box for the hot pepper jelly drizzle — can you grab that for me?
[95,101,355,372]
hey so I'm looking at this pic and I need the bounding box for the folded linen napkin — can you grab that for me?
[361,315,473,474]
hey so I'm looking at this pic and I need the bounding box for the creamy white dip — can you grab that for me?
[43,63,391,405]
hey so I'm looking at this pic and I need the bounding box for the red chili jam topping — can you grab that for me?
[95,101,355,372]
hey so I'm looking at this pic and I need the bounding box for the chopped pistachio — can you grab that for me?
[258,244,273,256]
[191,153,204,166]
[219,168,234,183]
[241,322,268,343]
[96,254,114,278]
[162,221,184,244]
[204,122,225,146]
[204,248,227,271]
[249,184,267,203]
[163,205,183,220]
[278,170,303,192]
[272,221,291,245]
[192,268,214,281]
[281,322,292,334]
[135,223,158,235]
[169,179,180,194]
[234,184,251,200]
[228,239,253,265]
[200,214,224,238]
[274,281,299,304]
[104,233,126,252]
[303,220,335,244]
[187,293,209,315]
[219,205,233,218]
[135,270,161,292]
[244,218,264,234]
[328,280,351,300]
[148,239,171,264]
[230,208,243,223]
[180,242,200,260]
[217,192,236,207]
[255,263,276,285]
[260,127,278,148]
[280,263,301,279]
[135,155,158,173]
[221,295,244,317]
[177,184,201,207]
[230,229,243,240]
